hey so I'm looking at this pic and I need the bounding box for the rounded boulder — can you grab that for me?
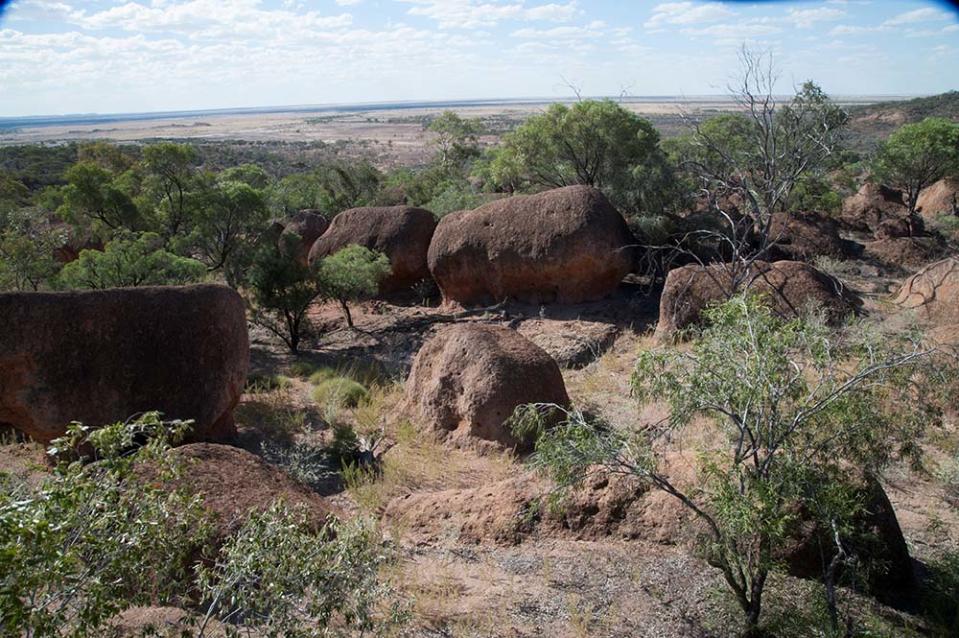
[656,260,858,340]
[280,210,329,266]
[0,284,249,443]
[427,185,634,305]
[404,324,570,450]
[307,205,437,293]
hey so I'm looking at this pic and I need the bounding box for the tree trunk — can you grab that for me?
[340,299,354,329]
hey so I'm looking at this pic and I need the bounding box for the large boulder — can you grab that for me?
[427,186,634,305]
[893,257,959,324]
[308,205,436,293]
[404,324,570,450]
[0,285,249,444]
[917,178,959,219]
[280,210,329,266]
[841,183,922,237]
[767,210,850,261]
[656,260,858,340]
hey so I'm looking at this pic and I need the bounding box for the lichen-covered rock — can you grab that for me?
[0,284,248,443]
[656,260,858,340]
[427,186,634,305]
[308,206,436,293]
[404,324,570,450]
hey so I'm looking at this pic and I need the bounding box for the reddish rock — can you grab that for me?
[0,285,248,444]
[163,443,334,541]
[656,260,858,340]
[917,178,959,219]
[841,182,923,236]
[893,257,959,324]
[427,186,634,305]
[280,210,329,266]
[308,206,436,293]
[767,210,850,261]
[863,236,946,271]
[404,324,570,450]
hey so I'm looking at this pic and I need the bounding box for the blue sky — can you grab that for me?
[1,0,957,116]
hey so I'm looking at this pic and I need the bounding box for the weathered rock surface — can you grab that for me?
[767,210,850,261]
[516,319,619,369]
[280,210,329,266]
[0,285,249,443]
[656,260,858,340]
[427,186,634,305]
[863,236,946,271]
[404,324,570,450]
[841,183,922,237]
[308,205,436,293]
[155,443,334,542]
[893,257,959,324]
[917,178,959,219]
[385,459,914,606]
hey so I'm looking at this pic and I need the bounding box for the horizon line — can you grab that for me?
[0,92,927,125]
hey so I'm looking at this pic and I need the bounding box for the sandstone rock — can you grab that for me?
[917,178,959,219]
[404,324,570,450]
[767,210,850,261]
[427,186,634,305]
[308,206,436,293]
[893,257,959,324]
[0,285,249,443]
[656,260,858,340]
[280,210,329,266]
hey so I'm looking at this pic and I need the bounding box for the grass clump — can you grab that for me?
[245,372,292,394]
[313,377,369,409]
[288,360,318,378]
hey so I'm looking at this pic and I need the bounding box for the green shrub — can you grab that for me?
[195,501,408,637]
[308,367,340,385]
[312,377,369,409]
[922,550,959,634]
[0,414,213,637]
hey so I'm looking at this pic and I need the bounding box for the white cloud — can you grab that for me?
[335,0,364,5]
[785,7,845,28]
[399,0,577,29]
[644,2,734,29]
[882,7,952,27]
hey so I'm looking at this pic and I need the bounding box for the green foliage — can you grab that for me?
[427,110,484,173]
[195,501,407,637]
[488,99,676,217]
[921,550,959,634]
[289,360,319,378]
[0,413,213,637]
[872,117,959,213]
[521,295,944,634]
[0,208,65,291]
[248,233,325,353]
[58,231,205,289]
[59,160,142,236]
[269,161,382,217]
[189,175,269,283]
[141,142,200,240]
[315,245,391,328]
[425,178,487,217]
[312,377,369,410]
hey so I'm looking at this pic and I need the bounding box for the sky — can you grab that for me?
[0,0,957,117]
